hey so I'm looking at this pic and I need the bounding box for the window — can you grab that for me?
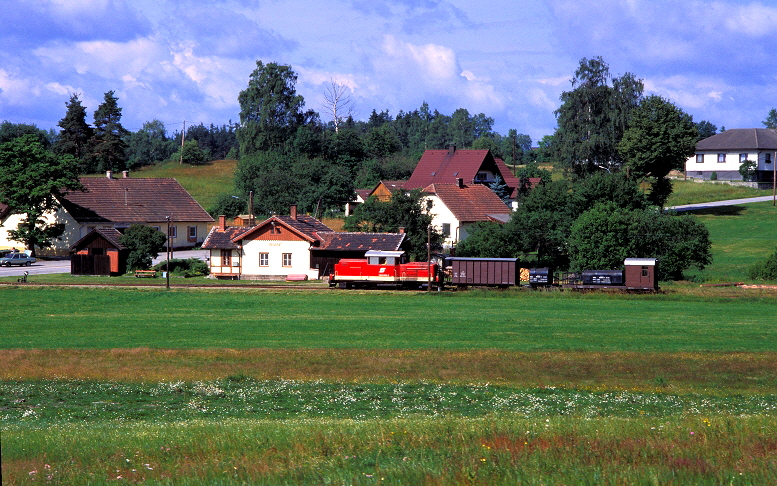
[475,172,488,182]
[168,225,177,238]
[259,253,269,266]
[641,266,649,277]
[151,226,160,232]
[696,154,703,163]
[766,153,773,164]
[221,249,232,267]
[187,226,197,239]
[282,253,292,267]
[717,153,726,163]
[442,223,451,237]
[740,153,748,163]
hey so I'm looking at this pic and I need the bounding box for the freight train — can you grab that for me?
[330,252,658,292]
[449,257,659,291]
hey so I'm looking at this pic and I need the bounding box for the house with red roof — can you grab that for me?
[422,179,512,250]
[0,171,214,256]
[404,146,522,204]
[202,205,407,280]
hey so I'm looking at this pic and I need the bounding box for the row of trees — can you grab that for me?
[52,92,239,174]
[456,172,712,280]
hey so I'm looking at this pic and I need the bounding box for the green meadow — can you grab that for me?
[2,287,776,351]
[2,286,777,483]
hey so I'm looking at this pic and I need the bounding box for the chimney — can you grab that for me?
[456,177,463,188]
[448,145,456,154]
[290,204,297,220]
[398,227,405,234]
[122,170,129,178]
[106,170,112,179]
[218,215,226,231]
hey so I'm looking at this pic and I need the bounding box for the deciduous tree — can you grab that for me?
[618,95,697,207]
[0,134,82,256]
[344,190,443,261]
[119,224,167,271]
[763,108,777,129]
[237,61,306,155]
[552,57,643,175]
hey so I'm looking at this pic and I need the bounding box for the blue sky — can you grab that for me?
[1,0,775,144]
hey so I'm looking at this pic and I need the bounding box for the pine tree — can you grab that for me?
[53,94,93,170]
[87,91,129,173]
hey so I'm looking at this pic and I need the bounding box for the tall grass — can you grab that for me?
[4,414,775,484]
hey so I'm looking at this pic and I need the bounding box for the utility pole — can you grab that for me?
[166,216,171,289]
[179,120,186,164]
[427,225,431,292]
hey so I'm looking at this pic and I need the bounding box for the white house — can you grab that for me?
[685,128,777,182]
[421,179,512,250]
[203,206,408,280]
[0,172,213,255]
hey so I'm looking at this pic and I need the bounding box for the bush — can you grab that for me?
[153,257,209,277]
[739,160,758,182]
[710,171,718,181]
[748,248,777,281]
[120,224,167,271]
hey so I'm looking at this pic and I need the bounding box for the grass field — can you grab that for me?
[666,179,767,207]
[682,201,776,282]
[2,286,777,483]
[129,158,237,211]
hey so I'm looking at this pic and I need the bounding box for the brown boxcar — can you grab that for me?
[448,257,519,287]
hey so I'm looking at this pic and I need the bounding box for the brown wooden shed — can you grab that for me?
[624,258,658,290]
[70,228,129,276]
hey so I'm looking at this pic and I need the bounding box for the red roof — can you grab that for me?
[404,148,520,192]
[423,183,511,223]
[59,177,213,224]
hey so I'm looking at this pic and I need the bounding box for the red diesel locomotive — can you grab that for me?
[328,250,442,289]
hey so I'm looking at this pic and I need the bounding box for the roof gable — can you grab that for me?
[69,227,127,252]
[237,214,333,243]
[59,177,214,224]
[696,128,777,151]
[201,225,249,249]
[424,183,511,223]
[404,148,520,192]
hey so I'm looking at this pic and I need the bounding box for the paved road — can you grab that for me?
[0,249,209,278]
[669,195,775,212]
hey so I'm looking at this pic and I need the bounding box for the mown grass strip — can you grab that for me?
[2,286,776,351]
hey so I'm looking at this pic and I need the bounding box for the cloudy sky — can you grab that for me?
[1,0,775,144]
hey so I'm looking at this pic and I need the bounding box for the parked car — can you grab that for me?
[0,252,36,266]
